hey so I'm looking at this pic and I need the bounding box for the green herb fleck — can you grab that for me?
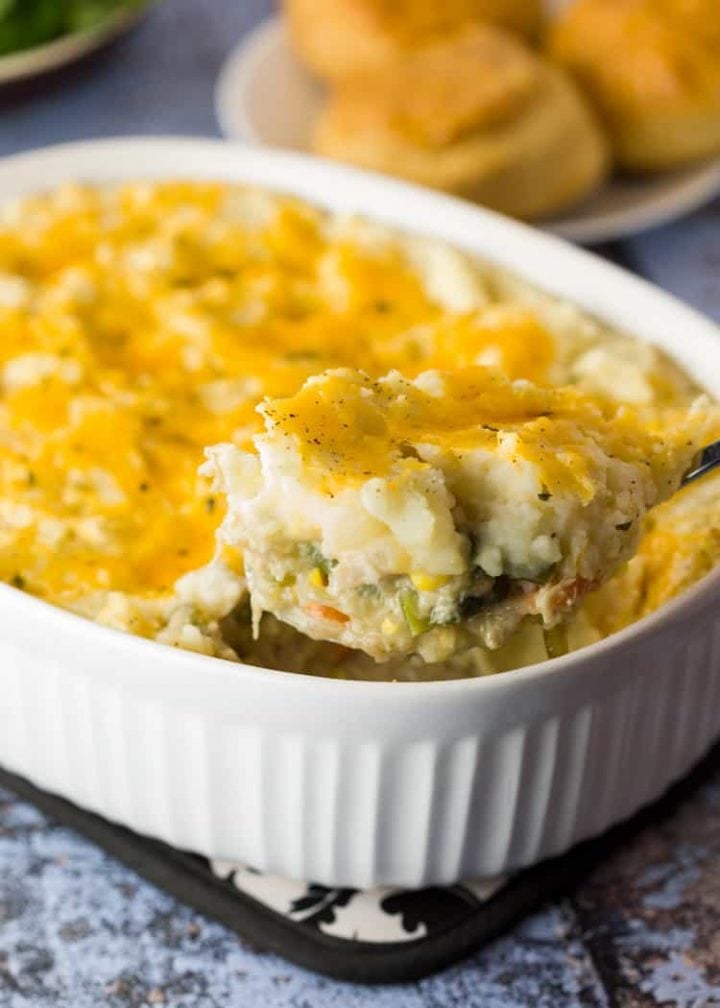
[299,542,336,577]
[400,590,431,636]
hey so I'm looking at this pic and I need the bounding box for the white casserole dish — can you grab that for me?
[0,137,718,889]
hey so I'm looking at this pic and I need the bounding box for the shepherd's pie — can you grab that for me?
[0,181,717,676]
[206,367,704,661]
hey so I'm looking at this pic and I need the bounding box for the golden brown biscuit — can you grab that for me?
[285,0,543,80]
[548,0,720,171]
[660,0,720,44]
[313,25,610,220]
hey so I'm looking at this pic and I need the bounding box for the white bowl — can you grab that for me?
[0,137,718,889]
[215,17,720,246]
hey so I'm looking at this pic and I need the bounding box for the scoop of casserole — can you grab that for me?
[205,366,706,662]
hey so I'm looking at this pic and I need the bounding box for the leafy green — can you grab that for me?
[0,0,144,57]
[67,0,141,33]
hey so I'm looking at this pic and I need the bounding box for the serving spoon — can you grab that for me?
[681,440,720,487]
[544,440,719,659]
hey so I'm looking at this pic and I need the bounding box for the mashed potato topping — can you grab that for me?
[206,366,703,661]
[0,180,716,675]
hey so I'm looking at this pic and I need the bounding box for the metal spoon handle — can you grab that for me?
[681,440,720,487]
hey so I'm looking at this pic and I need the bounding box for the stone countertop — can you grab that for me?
[4,754,720,1008]
[1,2,720,1005]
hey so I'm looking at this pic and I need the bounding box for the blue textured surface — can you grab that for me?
[627,205,720,322]
[0,790,606,1008]
[1,2,720,1004]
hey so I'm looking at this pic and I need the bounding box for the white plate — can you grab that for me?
[0,6,147,85]
[215,16,720,245]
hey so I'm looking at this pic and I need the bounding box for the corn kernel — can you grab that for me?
[308,566,328,588]
[381,617,399,636]
[221,544,245,574]
[410,572,451,592]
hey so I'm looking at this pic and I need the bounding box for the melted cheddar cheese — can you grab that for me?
[0,182,479,608]
[0,180,716,669]
[259,366,696,501]
[0,182,584,614]
[207,364,707,661]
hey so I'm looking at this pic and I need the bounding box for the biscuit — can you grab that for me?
[286,0,542,79]
[548,0,720,171]
[313,25,609,220]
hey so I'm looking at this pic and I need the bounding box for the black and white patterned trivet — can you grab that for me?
[210,861,506,944]
[0,756,712,984]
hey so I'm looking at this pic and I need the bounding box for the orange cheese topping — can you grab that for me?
[259,366,700,500]
[0,181,561,607]
[0,179,712,633]
[584,413,720,634]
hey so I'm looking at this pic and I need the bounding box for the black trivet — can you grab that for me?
[1,749,717,985]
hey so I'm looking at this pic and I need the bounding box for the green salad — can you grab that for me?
[0,0,143,57]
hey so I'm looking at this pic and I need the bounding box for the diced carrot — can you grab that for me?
[305,602,350,624]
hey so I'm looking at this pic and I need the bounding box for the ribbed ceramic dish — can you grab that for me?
[0,138,718,889]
